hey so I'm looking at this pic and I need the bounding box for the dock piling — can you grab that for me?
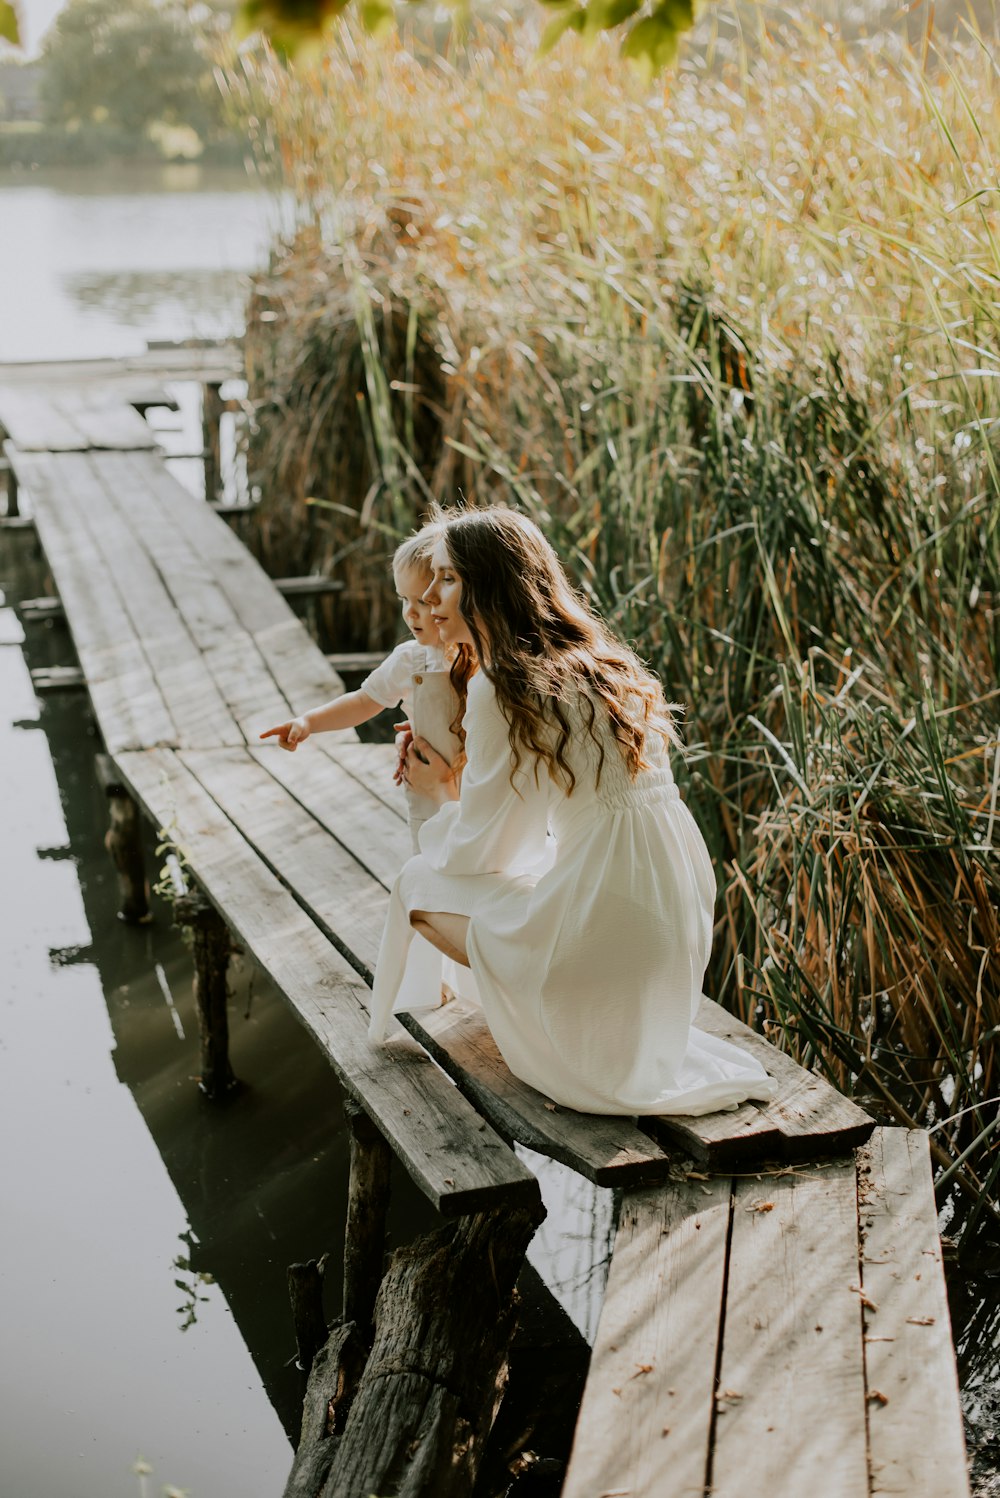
[95,753,151,925]
[174,887,237,1099]
[343,1100,392,1344]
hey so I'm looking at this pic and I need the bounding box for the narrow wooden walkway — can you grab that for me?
[1,378,971,1497]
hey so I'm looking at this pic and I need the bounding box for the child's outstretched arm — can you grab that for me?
[259,690,385,751]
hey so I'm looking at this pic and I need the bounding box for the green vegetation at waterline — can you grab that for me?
[229,12,1000,1241]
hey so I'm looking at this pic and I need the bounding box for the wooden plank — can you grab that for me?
[0,387,88,450]
[118,747,541,1217]
[123,453,346,720]
[410,1000,676,1187]
[13,449,176,752]
[95,450,291,739]
[56,388,158,449]
[253,742,413,889]
[562,1176,732,1498]
[57,452,241,748]
[860,1128,970,1497]
[329,739,408,822]
[710,1158,869,1498]
[694,998,875,1157]
[182,747,388,976]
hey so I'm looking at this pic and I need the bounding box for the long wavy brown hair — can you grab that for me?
[437,506,680,792]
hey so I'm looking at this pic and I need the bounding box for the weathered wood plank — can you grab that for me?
[253,742,413,890]
[124,453,346,720]
[562,1176,732,1498]
[183,747,389,975]
[13,449,176,751]
[119,748,540,1216]
[410,1000,676,1187]
[56,388,158,449]
[860,1128,970,1498]
[694,998,875,1157]
[329,740,408,822]
[710,1159,869,1498]
[61,452,241,748]
[0,387,88,450]
[95,450,292,739]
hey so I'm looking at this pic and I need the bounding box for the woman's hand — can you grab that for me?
[259,715,311,751]
[404,736,459,804]
[392,721,413,785]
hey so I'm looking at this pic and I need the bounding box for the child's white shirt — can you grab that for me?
[360,640,449,712]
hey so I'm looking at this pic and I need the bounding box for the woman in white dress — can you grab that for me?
[368,507,776,1118]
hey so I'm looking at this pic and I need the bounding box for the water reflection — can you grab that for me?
[0,165,286,361]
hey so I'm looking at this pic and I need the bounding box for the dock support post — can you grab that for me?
[343,1100,391,1344]
[202,381,224,504]
[287,1254,330,1375]
[174,888,237,1099]
[95,754,150,925]
[5,462,18,518]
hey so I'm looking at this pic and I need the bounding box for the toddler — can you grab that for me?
[260,526,462,852]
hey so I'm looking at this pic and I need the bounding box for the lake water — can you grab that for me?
[0,162,287,361]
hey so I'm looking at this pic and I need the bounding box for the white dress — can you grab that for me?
[368,672,778,1118]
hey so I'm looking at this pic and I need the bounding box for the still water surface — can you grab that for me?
[0,163,285,361]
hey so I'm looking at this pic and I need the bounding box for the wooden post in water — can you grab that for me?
[4,459,18,518]
[343,1100,392,1345]
[95,754,150,924]
[287,1254,331,1375]
[202,381,224,504]
[173,887,237,1099]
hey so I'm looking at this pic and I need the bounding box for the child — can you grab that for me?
[259,526,463,853]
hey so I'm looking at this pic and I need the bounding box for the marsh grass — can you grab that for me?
[222,9,1000,1236]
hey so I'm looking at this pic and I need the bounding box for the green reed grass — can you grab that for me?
[221,8,1000,1238]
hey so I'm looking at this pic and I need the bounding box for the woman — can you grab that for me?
[369,507,776,1117]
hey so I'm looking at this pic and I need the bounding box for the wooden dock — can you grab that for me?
[0,372,972,1498]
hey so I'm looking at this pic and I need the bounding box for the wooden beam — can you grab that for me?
[275,576,344,599]
[710,1158,869,1498]
[19,596,65,623]
[343,1100,392,1343]
[563,1176,732,1498]
[860,1128,971,1497]
[95,751,151,925]
[30,665,85,692]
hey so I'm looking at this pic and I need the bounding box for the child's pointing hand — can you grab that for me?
[259,716,311,751]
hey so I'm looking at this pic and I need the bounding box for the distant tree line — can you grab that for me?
[1,0,244,167]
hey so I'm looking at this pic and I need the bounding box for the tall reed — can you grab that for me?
[221,9,1000,1236]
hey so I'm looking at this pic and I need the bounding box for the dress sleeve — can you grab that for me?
[417,675,550,876]
[360,642,418,710]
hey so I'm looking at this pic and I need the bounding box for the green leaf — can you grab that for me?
[582,0,641,39]
[0,0,20,45]
[234,0,351,56]
[359,0,395,35]
[621,0,694,76]
[538,5,585,55]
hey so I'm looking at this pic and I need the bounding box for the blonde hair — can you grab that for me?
[392,522,442,583]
